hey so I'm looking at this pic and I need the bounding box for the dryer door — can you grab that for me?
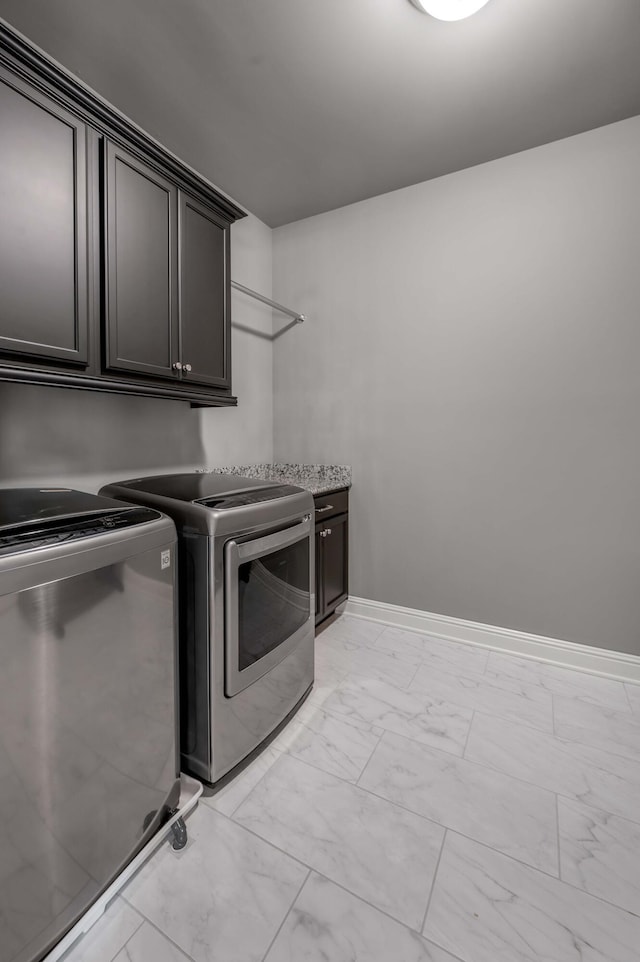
[224,518,313,696]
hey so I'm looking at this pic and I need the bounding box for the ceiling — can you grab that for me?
[1,0,640,227]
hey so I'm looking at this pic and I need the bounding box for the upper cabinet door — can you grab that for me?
[104,142,179,378]
[178,192,231,390]
[0,67,89,365]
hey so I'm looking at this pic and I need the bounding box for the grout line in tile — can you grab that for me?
[259,868,312,962]
[128,790,640,939]
[439,827,640,921]
[221,807,318,876]
[354,730,385,789]
[406,658,422,689]
[284,745,371,786]
[356,777,560,881]
[406,680,555,735]
[624,683,640,713]
[319,702,469,762]
[226,754,475,925]
[466,734,640,830]
[421,828,447,934]
[120,801,316,905]
[101,906,145,962]
[274,707,385,782]
[422,935,467,962]
[120,811,318,953]
[469,704,564,738]
[461,708,475,757]
[302,868,456,945]
[555,793,563,882]
[346,619,637,694]
[308,695,640,832]
[542,724,640,768]
[358,725,557,808]
[480,647,490,675]
[129,914,195,961]
[215,745,287,818]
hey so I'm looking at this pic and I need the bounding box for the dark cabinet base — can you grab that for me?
[315,489,349,627]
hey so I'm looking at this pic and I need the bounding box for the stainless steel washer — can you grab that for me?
[100,473,315,785]
[0,487,180,962]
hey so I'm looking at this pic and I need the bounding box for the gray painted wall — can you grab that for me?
[0,213,274,492]
[273,116,640,655]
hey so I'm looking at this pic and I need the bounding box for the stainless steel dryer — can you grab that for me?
[0,488,181,962]
[100,473,315,786]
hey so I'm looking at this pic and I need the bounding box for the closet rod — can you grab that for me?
[231,280,306,323]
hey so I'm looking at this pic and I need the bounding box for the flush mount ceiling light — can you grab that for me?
[410,0,491,20]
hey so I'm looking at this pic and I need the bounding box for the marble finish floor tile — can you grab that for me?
[359,731,558,873]
[553,695,640,761]
[113,921,192,961]
[465,711,640,824]
[318,615,385,648]
[265,872,461,962]
[308,655,347,707]
[485,651,630,710]
[271,703,382,782]
[233,753,444,929]
[315,634,419,689]
[558,797,640,916]
[375,626,489,674]
[60,897,143,962]
[410,662,553,733]
[624,682,640,712]
[53,623,640,962]
[424,832,640,962]
[322,677,472,756]
[203,746,282,818]
[124,805,308,962]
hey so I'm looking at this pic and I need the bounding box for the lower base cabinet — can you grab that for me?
[315,489,349,627]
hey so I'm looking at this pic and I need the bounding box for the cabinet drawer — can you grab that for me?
[314,489,349,519]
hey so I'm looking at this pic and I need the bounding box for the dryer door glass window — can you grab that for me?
[238,537,310,670]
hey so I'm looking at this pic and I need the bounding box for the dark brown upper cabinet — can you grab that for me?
[178,192,231,390]
[0,65,89,368]
[0,22,245,406]
[104,143,180,379]
[103,149,231,392]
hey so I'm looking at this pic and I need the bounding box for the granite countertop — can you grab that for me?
[201,463,351,496]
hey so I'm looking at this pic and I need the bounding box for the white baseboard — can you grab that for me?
[340,596,640,685]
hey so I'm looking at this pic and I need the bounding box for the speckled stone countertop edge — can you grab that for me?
[198,463,351,496]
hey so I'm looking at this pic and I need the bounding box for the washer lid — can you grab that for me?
[0,488,161,555]
[0,488,136,531]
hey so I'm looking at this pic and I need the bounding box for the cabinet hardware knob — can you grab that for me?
[326,528,332,535]
[172,361,182,371]
[184,363,192,373]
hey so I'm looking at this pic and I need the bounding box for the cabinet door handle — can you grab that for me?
[172,361,182,371]
[183,363,192,373]
[316,505,334,514]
